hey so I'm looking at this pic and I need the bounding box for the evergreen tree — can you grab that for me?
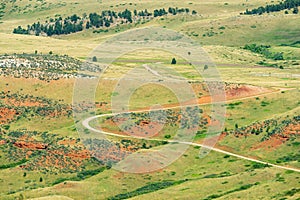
[47,25,54,36]
[171,58,177,64]
[293,6,299,14]
[92,56,97,62]
[54,20,62,35]
[104,19,110,27]
[70,14,79,22]
[244,0,300,15]
[235,123,239,129]
[86,21,90,29]
[13,6,198,36]
[13,26,28,34]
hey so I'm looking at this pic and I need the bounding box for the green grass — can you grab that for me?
[222,89,300,129]
[0,0,298,58]
[0,0,299,200]
[4,146,299,200]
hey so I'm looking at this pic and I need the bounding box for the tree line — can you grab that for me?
[243,0,299,15]
[13,7,197,36]
[243,44,284,60]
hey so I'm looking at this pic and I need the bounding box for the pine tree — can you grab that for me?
[86,21,90,29]
[171,58,177,64]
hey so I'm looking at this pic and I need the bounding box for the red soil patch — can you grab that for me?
[90,142,138,164]
[225,84,271,99]
[66,150,91,159]
[13,141,48,150]
[3,98,44,107]
[101,127,128,136]
[4,130,92,171]
[197,84,271,104]
[0,107,18,124]
[128,84,272,113]
[49,148,91,160]
[95,101,110,111]
[58,139,77,146]
[197,95,212,104]
[25,151,33,160]
[282,123,300,135]
[252,135,287,151]
[0,140,6,145]
[252,122,300,151]
[29,148,91,171]
[101,118,160,138]
[100,111,184,138]
[99,119,129,136]
[218,132,228,141]
[115,119,164,138]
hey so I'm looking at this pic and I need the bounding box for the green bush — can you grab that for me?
[164,134,171,139]
[0,159,27,169]
[243,44,284,60]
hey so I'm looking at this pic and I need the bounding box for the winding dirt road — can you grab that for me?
[82,88,300,173]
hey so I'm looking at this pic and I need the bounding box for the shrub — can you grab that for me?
[92,56,97,62]
[243,44,284,60]
[164,134,171,139]
[171,58,177,65]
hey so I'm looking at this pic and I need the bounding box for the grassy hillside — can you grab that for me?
[0,0,299,57]
[0,0,299,200]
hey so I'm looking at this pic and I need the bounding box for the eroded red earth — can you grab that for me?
[0,107,18,124]
[252,122,300,150]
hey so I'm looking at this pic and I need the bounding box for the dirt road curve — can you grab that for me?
[82,88,300,173]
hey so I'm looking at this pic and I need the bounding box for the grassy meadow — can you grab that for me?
[0,0,299,199]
